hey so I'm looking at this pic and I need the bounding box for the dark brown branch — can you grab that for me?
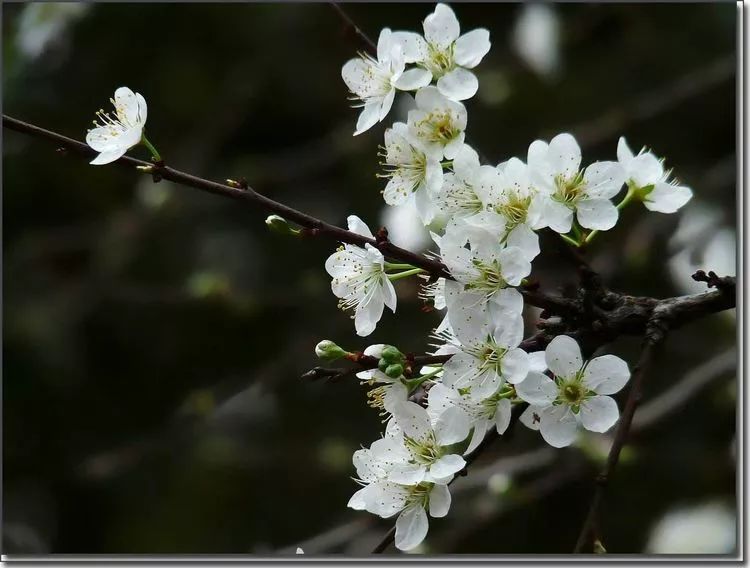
[4,114,452,279]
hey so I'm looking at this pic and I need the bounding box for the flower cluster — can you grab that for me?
[326,2,694,551]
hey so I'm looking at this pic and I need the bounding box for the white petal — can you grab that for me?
[393,68,433,91]
[395,506,429,551]
[548,133,581,179]
[393,401,433,442]
[391,31,429,64]
[443,135,466,160]
[429,453,466,479]
[423,3,460,49]
[502,347,530,385]
[434,405,471,446]
[135,92,148,125]
[389,464,427,485]
[515,371,557,406]
[341,58,371,95]
[465,419,490,454]
[436,68,478,101]
[382,278,397,312]
[506,223,540,261]
[383,174,413,205]
[576,198,619,231]
[583,354,630,395]
[543,197,574,234]
[354,101,382,135]
[428,484,452,518]
[354,293,384,336]
[378,88,396,121]
[368,482,409,518]
[454,28,491,68]
[347,215,374,238]
[494,398,512,434]
[579,395,619,433]
[453,144,480,180]
[527,350,547,373]
[489,287,524,317]
[347,485,372,510]
[583,161,626,200]
[492,313,523,349]
[498,246,531,286]
[86,126,124,152]
[377,27,394,63]
[519,405,544,431]
[545,335,583,379]
[539,405,579,448]
[617,136,634,164]
[114,86,140,126]
[89,148,127,165]
[645,182,693,214]
[628,153,664,188]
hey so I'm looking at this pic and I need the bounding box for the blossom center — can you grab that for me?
[496,193,532,227]
[404,434,442,465]
[425,43,456,77]
[553,171,586,208]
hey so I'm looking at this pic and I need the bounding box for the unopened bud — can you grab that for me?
[380,345,404,364]
[378,359,390,373]
[265,215,300,236]
[315,340,347,362]
[384,363,404,379]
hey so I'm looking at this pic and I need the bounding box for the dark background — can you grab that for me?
[2,2,737,555]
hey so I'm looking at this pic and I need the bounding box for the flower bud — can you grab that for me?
[380,345,404,364]
[315,340,347,362]
[384,363,404,379]
[265,215,300,236]
[378,359,390,373]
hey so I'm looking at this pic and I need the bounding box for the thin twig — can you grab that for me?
[573,319,667,553]
[329,2,377,54]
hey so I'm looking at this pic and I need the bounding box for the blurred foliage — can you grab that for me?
[3,2,736,555]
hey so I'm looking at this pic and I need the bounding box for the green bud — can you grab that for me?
[265,215,300,236]
[315,340,347,362]
[384,364,404,379]
[380,345,404,364]
[378,359,390,373]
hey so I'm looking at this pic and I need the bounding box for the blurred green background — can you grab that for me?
[2,2,737,555]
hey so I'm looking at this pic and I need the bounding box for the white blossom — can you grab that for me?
[342,28,432,135]
[407,86,467,160]
[516,335,630,448]
[431,144,491,223]
[527,133,626,233]
[617,137,693,214]
[379,122,444,223]
[437,220,529,321]
[438,302,529,399]
[393,3,491,101]
[325,216,396,336]
[86,86,147,165]
[478,157,549,260]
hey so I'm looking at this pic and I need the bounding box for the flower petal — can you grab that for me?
[515,371,557,406]
[645,182,693,214]
[436,68,478,101]
[617,136,635,163]
[539,405,579,447]
[423,3,460,49]
[393,401,433,442]
[391,31,429,64]
[519,405,544,431]
[579,395,619,433]
[354,101,382,135]
[548,133,581,179]
[429,484,452,518]
[545,335,582,379]
[502,347,530,385]
[583,354,630,395]
[583,161,626,200]
[454,28,491,68]
[395,506,429,551]
[576,198,619,231]
[543,197,574,234]
[347,215,374,238]
[494,398,512,434]
[89,148,127,165]
[429,453,466,479]
[434,405,471,446]
[393,67,433,91]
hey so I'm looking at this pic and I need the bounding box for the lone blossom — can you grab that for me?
[325,216,396,336]
[617,137,693,214]
[393,3,491,101]
[342,28,432,135]
[516,335,631,448]
[85,86,148,165]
